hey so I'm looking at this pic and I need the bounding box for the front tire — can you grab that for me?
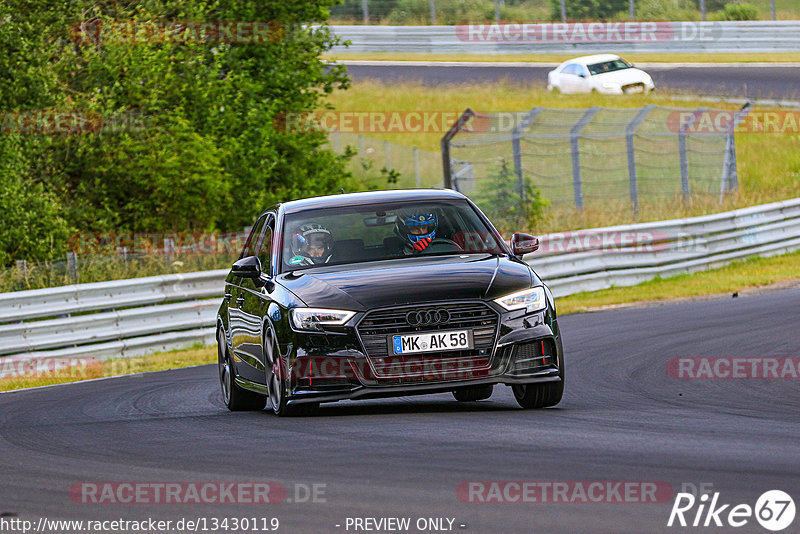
[264,323,319,417]
[512,349,565,409]
[217,328,266,411]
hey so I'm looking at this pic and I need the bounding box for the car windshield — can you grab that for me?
[280,199,506,272]
[588,59,631,75]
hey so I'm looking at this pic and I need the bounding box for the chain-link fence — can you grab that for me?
[444,105,747,216]
[328,131,443,191]
[2,232,245,293]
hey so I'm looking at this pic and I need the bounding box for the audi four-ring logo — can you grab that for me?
[406,309,450,326]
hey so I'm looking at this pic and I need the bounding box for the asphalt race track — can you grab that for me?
[1,288,799,533]
[344,63,800,101]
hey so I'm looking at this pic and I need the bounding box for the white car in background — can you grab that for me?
[547,54,655,95]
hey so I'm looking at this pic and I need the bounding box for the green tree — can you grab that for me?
[0,0,352,264]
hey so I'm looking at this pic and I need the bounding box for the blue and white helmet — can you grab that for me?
[397,210,437,251]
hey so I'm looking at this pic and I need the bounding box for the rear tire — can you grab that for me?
[218,328,266,411]
[453,384,494,402]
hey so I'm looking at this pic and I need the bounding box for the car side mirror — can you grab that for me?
[232,255,261,279]
[511,233,539,257]
[578,73,586,78]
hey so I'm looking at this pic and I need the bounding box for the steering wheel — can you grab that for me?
[420,237,464,253]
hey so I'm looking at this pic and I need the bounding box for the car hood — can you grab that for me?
[592,68,650,85]
[276,254,537,311]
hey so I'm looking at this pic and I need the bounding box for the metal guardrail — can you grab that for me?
[529,197,800,296]
[1,198,799,370]
[331,22,800,54]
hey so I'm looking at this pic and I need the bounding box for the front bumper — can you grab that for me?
[285,303,563,405]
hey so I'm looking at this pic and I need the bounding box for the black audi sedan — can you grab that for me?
[217,189,564,416]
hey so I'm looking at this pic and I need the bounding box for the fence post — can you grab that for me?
[678,106,708,203]
[720,102,752,202]
[629,0,635,20]
[384,140,390,170]
[15,259,27,277]
[700,0,706,20]
[569,107,600,211]
[361,0,369,24]
[625,105,655,216]
[512,107,543,205]
[332,130,339,152]
[559,0,566,22]
[429,0,436,24]
[164,238,175,266]
[358,134,365,156]
[66,252,78,284]
[414,147,420,188]
[441,109,477,190]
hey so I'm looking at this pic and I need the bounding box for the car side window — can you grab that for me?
[563,64,577,75]
[240,214,267,259]
[256,216,274,275]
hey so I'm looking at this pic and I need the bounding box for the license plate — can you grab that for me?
[391,330,473,355]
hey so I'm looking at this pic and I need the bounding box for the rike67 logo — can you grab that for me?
[668,490,795,531]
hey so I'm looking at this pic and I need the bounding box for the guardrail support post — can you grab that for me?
[569,106,600,211]
[625,105,655,216]
[512,107,543,205]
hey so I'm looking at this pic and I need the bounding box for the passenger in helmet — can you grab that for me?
[289,223,333,266]
[396,210,438,253]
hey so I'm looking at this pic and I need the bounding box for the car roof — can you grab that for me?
[279,189,468,215]
[563,54,622,66]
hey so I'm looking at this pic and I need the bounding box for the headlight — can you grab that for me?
[291,308,356,331]
[493,286,547,312]
[602,82,620,89]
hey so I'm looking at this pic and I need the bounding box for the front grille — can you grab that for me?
[357,301,499,381]
[509,339,558,376]
[622,82,645,94]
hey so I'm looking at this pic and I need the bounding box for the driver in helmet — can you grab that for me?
[289,223,334,266]
[396,210,438,253]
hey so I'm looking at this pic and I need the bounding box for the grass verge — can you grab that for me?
[0,345,215,393]
[326,52,800,64]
